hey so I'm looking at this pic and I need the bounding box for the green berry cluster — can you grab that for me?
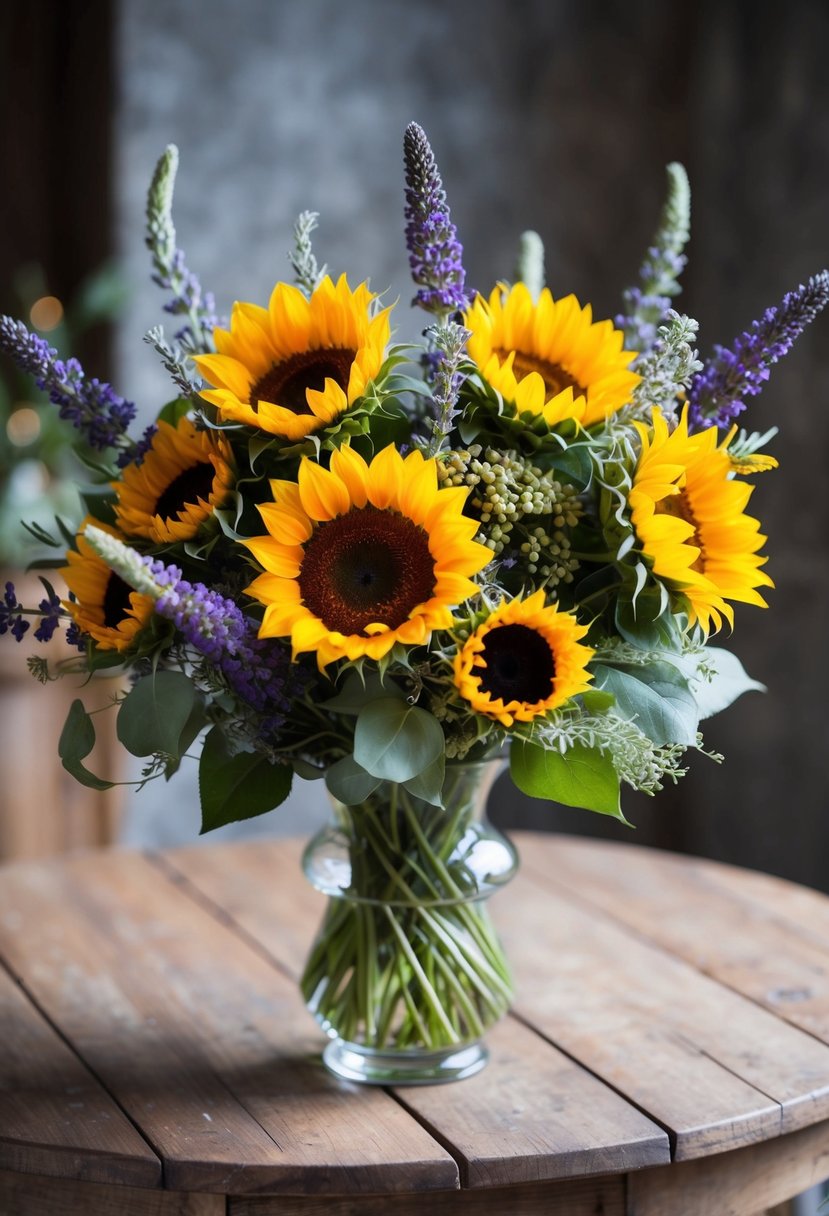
[439,446,582,587]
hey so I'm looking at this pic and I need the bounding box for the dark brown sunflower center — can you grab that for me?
[496,348,585,398]
[153,461,216,520]
[656,491,705,572]
[298,506,436,636]
[477,624,556,703]
[102,573,134,628]
[250,348,356,415]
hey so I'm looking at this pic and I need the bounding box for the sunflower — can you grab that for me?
[244,445,491,667]
[628,408,774,633]
[114,417,234,543]
[61,520,154,652]
[454,591,594,727]
[465,282,640,429]
[192,275,391,441]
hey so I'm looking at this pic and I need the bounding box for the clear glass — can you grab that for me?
[301,760,518,1085]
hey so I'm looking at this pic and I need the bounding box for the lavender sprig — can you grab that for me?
[83,526,306,732]
[0,583,29,641]
[0,316,139,461]
[0,581,65,644]
[618,163,691,356]
[404,122,470,316]
[289,211,327,298]
[625,311,702,424]
[146,146,221,352]
[514,230,545,301]
[687,271,829,431]
[423,321,471,457]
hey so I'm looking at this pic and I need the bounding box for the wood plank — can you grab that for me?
[0,851,458,1196]
[521,835,829,1044]
[0,958,160,1187]
[230,1173,625,1216]
[496,866,829,1159]
[0,1168,223,1216]
[164,842,670,1187]
[627,1116,829,1216]
[395,1018,667,1187]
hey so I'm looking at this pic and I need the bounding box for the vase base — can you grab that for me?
[322,1038,489,1086]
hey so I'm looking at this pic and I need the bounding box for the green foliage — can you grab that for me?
[511,739,624,820]
[354,698,445,783]
[593,662,699,747]
[116,670,201,758]
[58,700,115,791]
[691,648,765,719]
[198,726,292,833]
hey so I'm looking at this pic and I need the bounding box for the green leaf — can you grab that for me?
[322,671,405,716]
[116,671,196,757]
[549,443,594,488]
[403,752,446,807]
[58,700,115,791]
[615,595,682,652]
[691,648,765,720]
[156,397,193,427]
[580,688,616,713]
[511,740,624,820]
[593,662,699,747]
[164,699,209,779]
[198,727,292,833]
[325,755,382,804]
[354,698,445,782]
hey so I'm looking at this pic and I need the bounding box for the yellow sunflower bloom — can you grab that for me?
[192,274,391,440]
[629,408,774,633]
[454,591,594,727]
[244,445,491,668]
[466,282,640,429]
[114,417,234,543]
[61,520,154,652]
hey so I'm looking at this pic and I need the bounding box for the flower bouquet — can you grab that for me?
[1,124,826,1084]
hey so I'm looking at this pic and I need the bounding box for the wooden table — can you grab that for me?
[2,833,829,1215]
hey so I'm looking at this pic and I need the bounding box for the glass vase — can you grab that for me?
[300,759,518,1085]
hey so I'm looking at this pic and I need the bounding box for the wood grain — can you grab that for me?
[164,841,670,1188]
[627,1116,829,1216]
[0,1168,223,1216]
[496,860,829,1159]
[229,1173,625,1216]
[0,851,457,1196]
[0,958,160,1187]
[521,835,829,1043]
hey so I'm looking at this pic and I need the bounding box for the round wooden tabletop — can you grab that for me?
[2,832,829,1216]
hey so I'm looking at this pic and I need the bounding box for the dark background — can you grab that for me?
[1,1,827,885]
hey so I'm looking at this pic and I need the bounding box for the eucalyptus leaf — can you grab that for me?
[322,671,405,715]
[58,700,115,791]
[354,698,444,782]
[403,752,446,807]
[198,727,292,833]
[325,755,383,804]
[511,740,624,820]
[593,662,699,747]
[116,670,196,757]
[691,648,766,720]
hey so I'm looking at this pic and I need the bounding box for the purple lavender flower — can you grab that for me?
[0,582,29,641]
[146,146,222,352]
[404,123,469,316]
[145,558,307,731]
[688,271,829,430]
[0,316,141,460]
[617,247,687,353]
[33,586,63,643]
[618,164,690,355]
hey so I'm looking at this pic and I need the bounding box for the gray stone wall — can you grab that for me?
[114,0,829,884]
